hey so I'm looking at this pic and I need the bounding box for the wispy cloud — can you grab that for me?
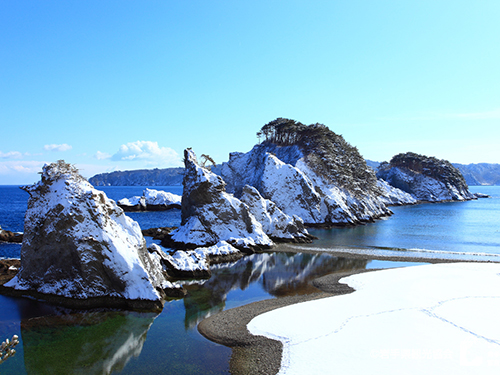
[110,141,181,166]
[0,151,24,159]
[94,151,112,160]
[44,144,72,152]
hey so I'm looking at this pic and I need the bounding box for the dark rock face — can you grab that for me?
[377,152,475,202]
[2,160,174,310]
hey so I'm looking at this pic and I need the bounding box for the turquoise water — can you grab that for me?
[0,185,499,373]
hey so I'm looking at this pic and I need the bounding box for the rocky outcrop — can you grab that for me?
[1,160,181,310]
[149,241,244,279]
[220,119,396,226]
[0,225,23,243]
[240,185,314,242]
[377,152,476,202]
[118,188,181,211]
[166,149,273,251]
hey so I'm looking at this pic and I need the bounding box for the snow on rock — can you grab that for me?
[377,152,476,202]
[3,160,174,310]
[118,188,181,211]
[149,241,243,279]
[167,149,273,251]
[240,185,314,242]
[249,262,500,375]
[144,188,181,207]
[377,178,417,206]
[221,144,393,225]
[118,195,146,211]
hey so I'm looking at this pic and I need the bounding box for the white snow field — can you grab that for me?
[249,262,500,374]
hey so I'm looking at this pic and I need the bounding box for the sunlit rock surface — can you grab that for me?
[3,161,174,310]
[377,152,475,202]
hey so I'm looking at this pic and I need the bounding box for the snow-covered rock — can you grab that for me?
[118,195,147,211]
[376,179,417,206]
[221,142,393,225]
[240,185,314,242]
[3,160,176,310]
[149,241,243,279]
[474,192,491,198]
[167,149,273,251]
[377,152,476,202]
[118,188,181,211]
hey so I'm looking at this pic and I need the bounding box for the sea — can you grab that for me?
[0,184,499,374]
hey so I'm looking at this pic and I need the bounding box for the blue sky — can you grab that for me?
[1,1,499,184]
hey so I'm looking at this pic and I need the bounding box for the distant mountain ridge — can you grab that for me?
[452,163,500,186]
[89,167,184,186]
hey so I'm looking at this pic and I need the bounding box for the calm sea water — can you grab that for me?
[290,185,500,262]
[0,184,499,374]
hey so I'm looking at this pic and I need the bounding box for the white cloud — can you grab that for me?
[0,151,24,159]
[44,144,72,152]
[111,141,181,166]
[94,151,112,160]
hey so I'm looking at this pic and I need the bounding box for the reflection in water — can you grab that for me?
[1,251,370,374]
[21,311,157,375]
[183,251,368,329]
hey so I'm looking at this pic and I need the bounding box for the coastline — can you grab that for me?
[198,269,374,375]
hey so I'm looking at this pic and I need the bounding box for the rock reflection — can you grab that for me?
[21,311,157,375]
[183,251,367,329]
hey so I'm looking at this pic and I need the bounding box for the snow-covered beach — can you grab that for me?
[243,262,500,374]
[199,260,500,374]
